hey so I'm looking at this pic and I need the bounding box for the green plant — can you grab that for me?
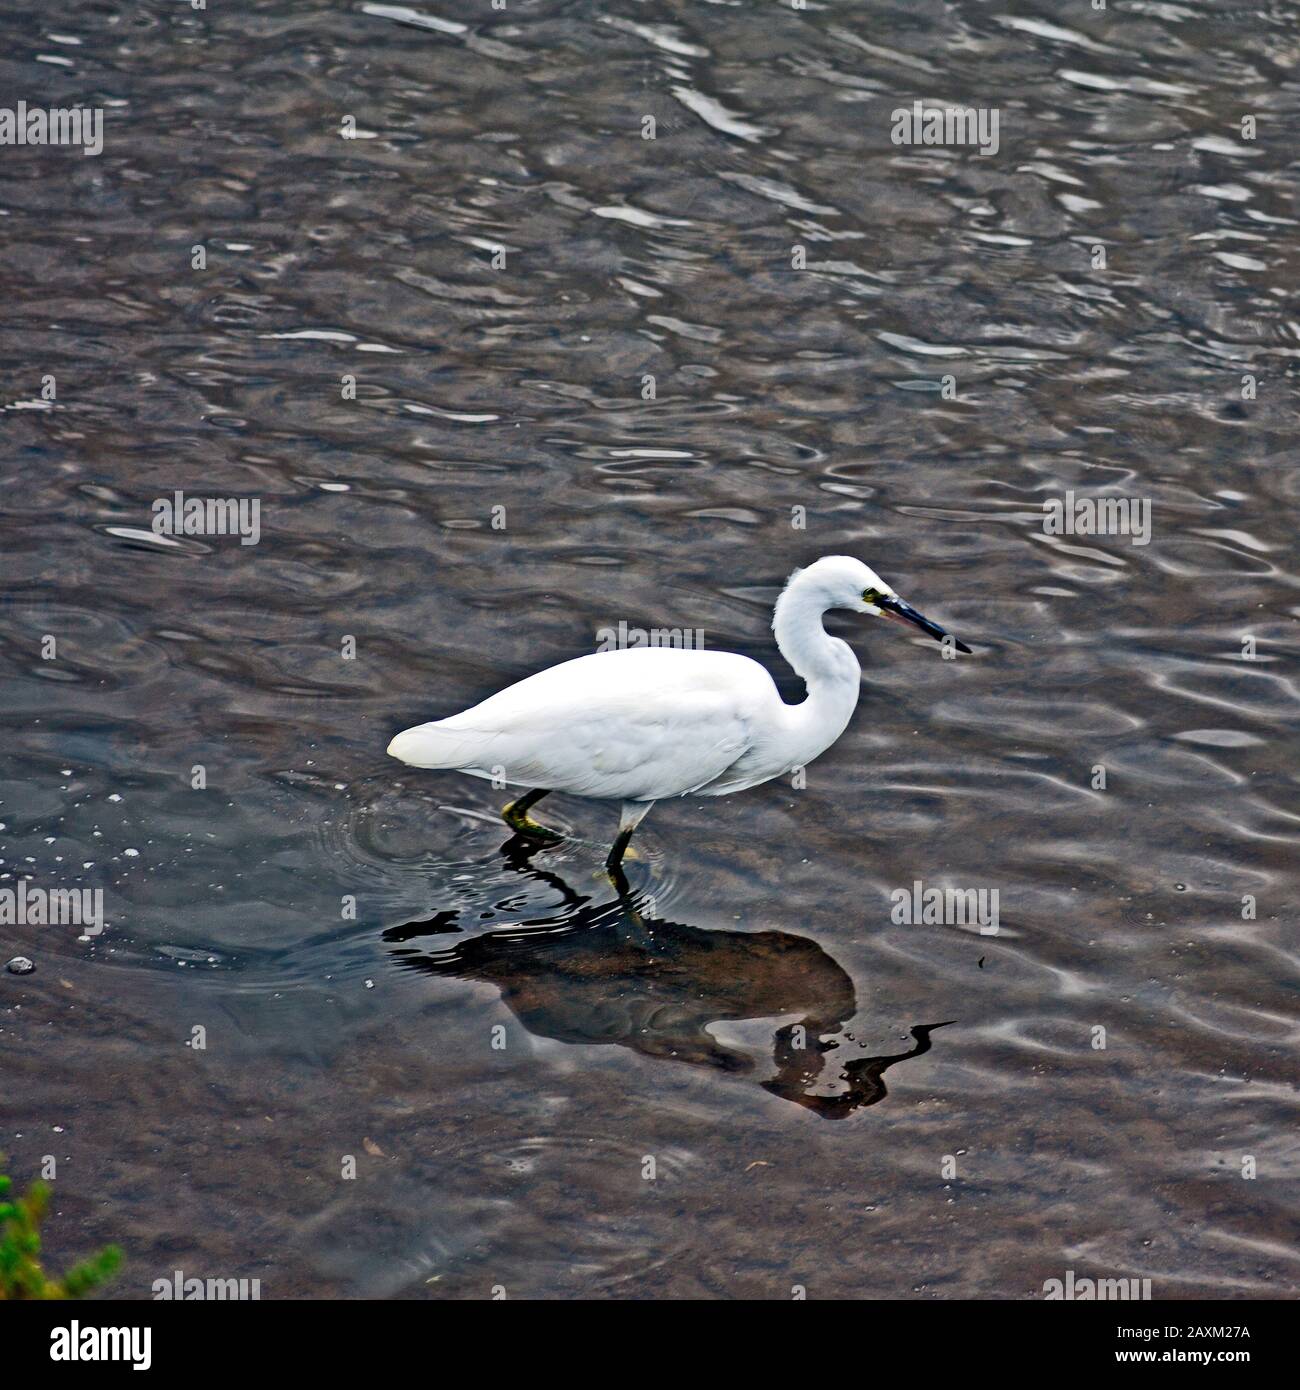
[0,1168,122,1299]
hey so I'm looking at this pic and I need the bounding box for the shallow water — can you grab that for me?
[2,0,1298,1298]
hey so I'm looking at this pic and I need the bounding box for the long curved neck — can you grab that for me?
[771,572,862,745]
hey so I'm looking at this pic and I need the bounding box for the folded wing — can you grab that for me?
[388,647,777,801]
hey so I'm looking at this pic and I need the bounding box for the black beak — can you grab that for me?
[877,596,972,654]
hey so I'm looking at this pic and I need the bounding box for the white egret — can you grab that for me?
[387,555,971,870]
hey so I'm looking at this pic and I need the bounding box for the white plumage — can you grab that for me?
[389,648,768,799]
[388,555,970,869]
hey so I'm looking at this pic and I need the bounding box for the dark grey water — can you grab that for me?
[2,0,1298,1299]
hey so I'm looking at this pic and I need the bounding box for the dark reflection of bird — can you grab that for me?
[383,838,952,1119]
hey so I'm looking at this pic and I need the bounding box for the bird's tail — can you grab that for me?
[386,720,500,771]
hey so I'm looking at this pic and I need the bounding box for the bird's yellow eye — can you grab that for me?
[863,589,880,605]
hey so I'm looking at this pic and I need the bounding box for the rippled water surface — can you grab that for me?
[3,0,1298,1298]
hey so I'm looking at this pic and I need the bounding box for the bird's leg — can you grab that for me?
[605,800,653,876]
[606,859,633,898]
[501,788,561,843]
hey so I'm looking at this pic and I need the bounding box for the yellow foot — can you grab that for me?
[502,800,563,843]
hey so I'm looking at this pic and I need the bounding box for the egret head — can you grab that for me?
[800,555,972,654]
